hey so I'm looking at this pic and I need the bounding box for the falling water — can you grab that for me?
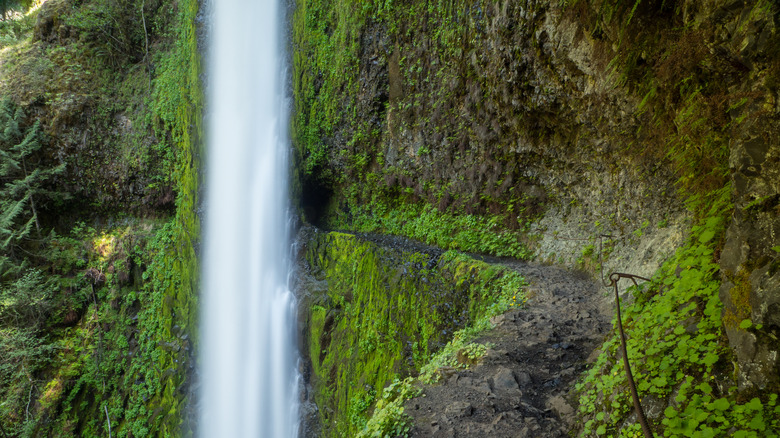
[200,0,299,436]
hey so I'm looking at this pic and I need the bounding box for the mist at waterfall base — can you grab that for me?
[200,0,299,436]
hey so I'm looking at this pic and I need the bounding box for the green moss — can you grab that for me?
[575,188,780,436]
[0,220,176,436]
[309,305,327,371]
[328,201,533,260]
[724,270,753,330]
[304,231,526,437]
[291,0,368,175]
[292,0,548,256]
[306,232,450,437]
[0,0,202,435]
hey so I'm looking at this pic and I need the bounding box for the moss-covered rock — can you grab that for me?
[292,1,780,428]
[297,227,526,437]
[0,0,202,435]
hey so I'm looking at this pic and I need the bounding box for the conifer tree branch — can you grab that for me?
[19,156,40,234]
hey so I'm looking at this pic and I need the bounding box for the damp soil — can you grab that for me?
[404,260,613,437]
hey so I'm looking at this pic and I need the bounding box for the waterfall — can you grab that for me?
[200,0,299,436]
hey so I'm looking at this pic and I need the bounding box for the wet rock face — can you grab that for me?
[714,0,780,391]
[33,0,69,43]
[295,0,780,416]
[377,0,685,237]
[720,116,780,391]
[297,0,703,283]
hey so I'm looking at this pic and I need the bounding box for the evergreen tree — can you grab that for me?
[0,0,15,20]
[0,98,65,274]
[0,0,32,20]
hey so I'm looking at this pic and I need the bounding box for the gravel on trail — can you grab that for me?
[405,261,613,437]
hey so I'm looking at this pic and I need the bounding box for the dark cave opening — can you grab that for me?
[300,177,333,227]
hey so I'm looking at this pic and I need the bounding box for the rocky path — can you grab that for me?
[405,261,613,437]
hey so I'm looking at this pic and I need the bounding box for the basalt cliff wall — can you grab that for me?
[292,0,780,434]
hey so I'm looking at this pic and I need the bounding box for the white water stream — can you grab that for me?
[200,0,299,436]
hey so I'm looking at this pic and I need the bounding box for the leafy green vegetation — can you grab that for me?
[330,201,533,259]
[289,1,780,437]
[305,232,526,437]
[292,0,547,253]
[0,0,33,21]
[0,219,197,436]
[576,189,780,437]
[0,98,66,273]
[0,268,58,435]
[356,377,421,438]
[0,0,201,434]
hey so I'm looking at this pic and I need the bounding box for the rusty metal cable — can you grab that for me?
[532,227,656,436]
[606,272,655,438]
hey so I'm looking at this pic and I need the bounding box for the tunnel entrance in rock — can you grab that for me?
[300,176,333,227]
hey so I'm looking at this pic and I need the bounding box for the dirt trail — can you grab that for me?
[405,261,613,437]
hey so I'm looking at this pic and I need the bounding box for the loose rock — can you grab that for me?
[406,261,612,437]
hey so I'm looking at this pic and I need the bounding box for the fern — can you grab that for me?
[0,99,66,261]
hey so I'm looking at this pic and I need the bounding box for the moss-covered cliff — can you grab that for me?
[296,228,527,437]
[1,0,778,436]
[0,0,202,435]
[291,0,780,436]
